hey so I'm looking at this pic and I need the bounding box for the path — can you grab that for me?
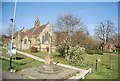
[17,50,90,79]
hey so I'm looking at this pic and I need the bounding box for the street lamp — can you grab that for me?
[9,0,17,72]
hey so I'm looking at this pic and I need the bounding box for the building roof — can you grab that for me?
[32,24,48,37]
[14,23,48,40]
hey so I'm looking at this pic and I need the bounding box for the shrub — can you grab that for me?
[0,43,3,46]
[85,49,94,54]
[56,46,66,57]
[46,47,49,52]
[68,46,86,66]
[69,52,85,66]
[86,49,103,55]
[30,46,37,53]
[3,44,7,47]
[95,50,103,55]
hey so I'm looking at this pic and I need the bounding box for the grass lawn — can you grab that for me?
[0,48,43,72]
[82,54,118,79]
[21,49,118,79]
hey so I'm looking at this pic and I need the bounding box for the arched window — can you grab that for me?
[45,32,49,41]
[24,39,27,44]
[45,33,47,42]
[46,32,49,41]
[42,36,44,44]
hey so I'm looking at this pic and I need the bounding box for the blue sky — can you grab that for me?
[2,2,118,36]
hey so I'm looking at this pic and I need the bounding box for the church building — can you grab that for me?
[13,18,56,51]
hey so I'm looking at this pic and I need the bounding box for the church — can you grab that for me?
[13,18,56,51]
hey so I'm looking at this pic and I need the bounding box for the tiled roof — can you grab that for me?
[14,24,48,40]
[32,24,48,37]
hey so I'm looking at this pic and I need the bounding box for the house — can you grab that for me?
[13,18,56,51]
[99,42,120,52]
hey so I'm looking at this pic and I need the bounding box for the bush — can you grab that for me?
[95,50,103,55]
[3,44,7,47]
[68,46,85,66]
[56,46,66,57]
[46,47,49,52]
[86,49,103,55]
[0,43,3,46]
[69,52,84,66]
[30,46,37,53]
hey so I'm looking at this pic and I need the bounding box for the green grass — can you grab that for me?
[21,49,118,79]
[83,54,118,79]
[1,48,44,72]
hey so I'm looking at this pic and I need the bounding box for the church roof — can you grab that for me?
[14,23,48,40]
[31,24,48,37]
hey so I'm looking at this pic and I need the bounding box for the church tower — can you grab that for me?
[34,18,40,28]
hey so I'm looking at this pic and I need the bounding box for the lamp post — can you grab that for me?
[9,0,17,72]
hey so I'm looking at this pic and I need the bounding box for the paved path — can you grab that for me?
[17,50,89,79]
[17,51,45,62]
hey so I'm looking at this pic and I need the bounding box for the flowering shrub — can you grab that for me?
[68,45,85,66]
[68,45,86,55]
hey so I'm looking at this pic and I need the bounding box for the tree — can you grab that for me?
[95,21,116,50]
[54,13,86,60]
[109,33,119,43]
[72,31,99,49]
[7,24,16,36]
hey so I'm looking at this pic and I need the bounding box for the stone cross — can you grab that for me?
[48,28,52,57]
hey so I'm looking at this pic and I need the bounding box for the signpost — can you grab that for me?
[95,60,98,70]
[95,59,101,71]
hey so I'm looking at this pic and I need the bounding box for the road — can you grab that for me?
[0,68,28,79]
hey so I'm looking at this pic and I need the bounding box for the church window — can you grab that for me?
[24,39,27,44]
[47,32,49,40]
[42,36,44,44]
[45,33,47,42]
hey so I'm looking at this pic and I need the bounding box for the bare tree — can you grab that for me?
[95,21,116,50]
[55,14,85,43]
[7,24,16,36]
[56,14,85,33]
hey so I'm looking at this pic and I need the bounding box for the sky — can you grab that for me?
[2,2,118,36]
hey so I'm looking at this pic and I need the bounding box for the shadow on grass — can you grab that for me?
[13,57,24,60]
[53,54,61,57]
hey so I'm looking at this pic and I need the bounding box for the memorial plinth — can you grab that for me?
[36,56,62,74]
